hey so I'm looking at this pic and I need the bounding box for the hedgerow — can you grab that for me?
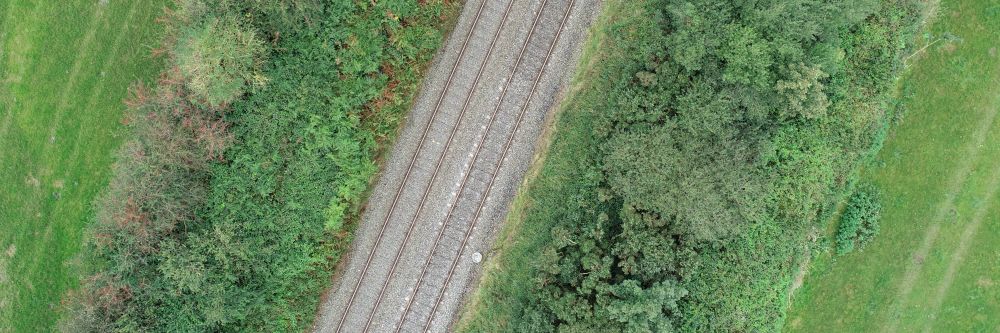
[64,0,458,331]
[460,0,923,331]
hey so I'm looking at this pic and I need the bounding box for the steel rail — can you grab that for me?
[358,0,517,331]
[419,0,576,331]
[332,1,492,331]
[391,0,573,331]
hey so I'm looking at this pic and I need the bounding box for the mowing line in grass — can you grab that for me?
[0,3,18,139]
[923,144,1000,332]
[62,1,141,166]
[0,3,104,148]
[785,2,1000,330]
[4,2,113,267]
[27,1,127,252]
[0,2,44,140]
[45,4,106,143]
[29,0,144,273]
[881,76,1000,333]
[929,201,1000,332]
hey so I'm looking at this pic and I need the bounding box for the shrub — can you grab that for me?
[65,65,232,331]
[837,183,882,255]
[174,15,266,107]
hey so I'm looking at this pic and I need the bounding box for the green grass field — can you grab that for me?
[785,0,1000,332]
[0,1,164,330]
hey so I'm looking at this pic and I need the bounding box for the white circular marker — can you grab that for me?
[472,252,483,263]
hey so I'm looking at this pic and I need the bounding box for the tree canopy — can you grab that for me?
[461,0,922,331]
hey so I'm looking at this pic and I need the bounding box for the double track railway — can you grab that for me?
[316,1,594,332]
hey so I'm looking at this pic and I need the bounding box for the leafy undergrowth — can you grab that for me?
[63,0,459,331]
[458,0,923,331]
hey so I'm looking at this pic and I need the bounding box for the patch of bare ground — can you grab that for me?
[0,259,7,285]
[788,228,820,302]
[25,174,40,188]
[0,244,12,285]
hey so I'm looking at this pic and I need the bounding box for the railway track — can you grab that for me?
[357,0,519,331]
[333,0,507,332]
[317,0,595,331]
[393,0,577,332]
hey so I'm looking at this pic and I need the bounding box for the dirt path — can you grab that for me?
[882,92,1000,333]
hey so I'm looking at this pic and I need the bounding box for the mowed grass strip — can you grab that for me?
[0,0,165,330]
[784,0,1000,332]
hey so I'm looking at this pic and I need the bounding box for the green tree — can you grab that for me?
[175,15,266,107]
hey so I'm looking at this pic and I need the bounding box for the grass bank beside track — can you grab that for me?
[0,1,165,330]
[786,1,1000,331]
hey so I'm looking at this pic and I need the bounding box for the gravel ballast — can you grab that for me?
[313,1,601,332]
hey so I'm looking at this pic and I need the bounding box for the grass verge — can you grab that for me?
[785,0,1000,331]
[0,1,165,330]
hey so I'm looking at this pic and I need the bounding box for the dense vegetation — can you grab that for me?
[460,0,923,331]
[64,0,457,331]
[836,183,882,255]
